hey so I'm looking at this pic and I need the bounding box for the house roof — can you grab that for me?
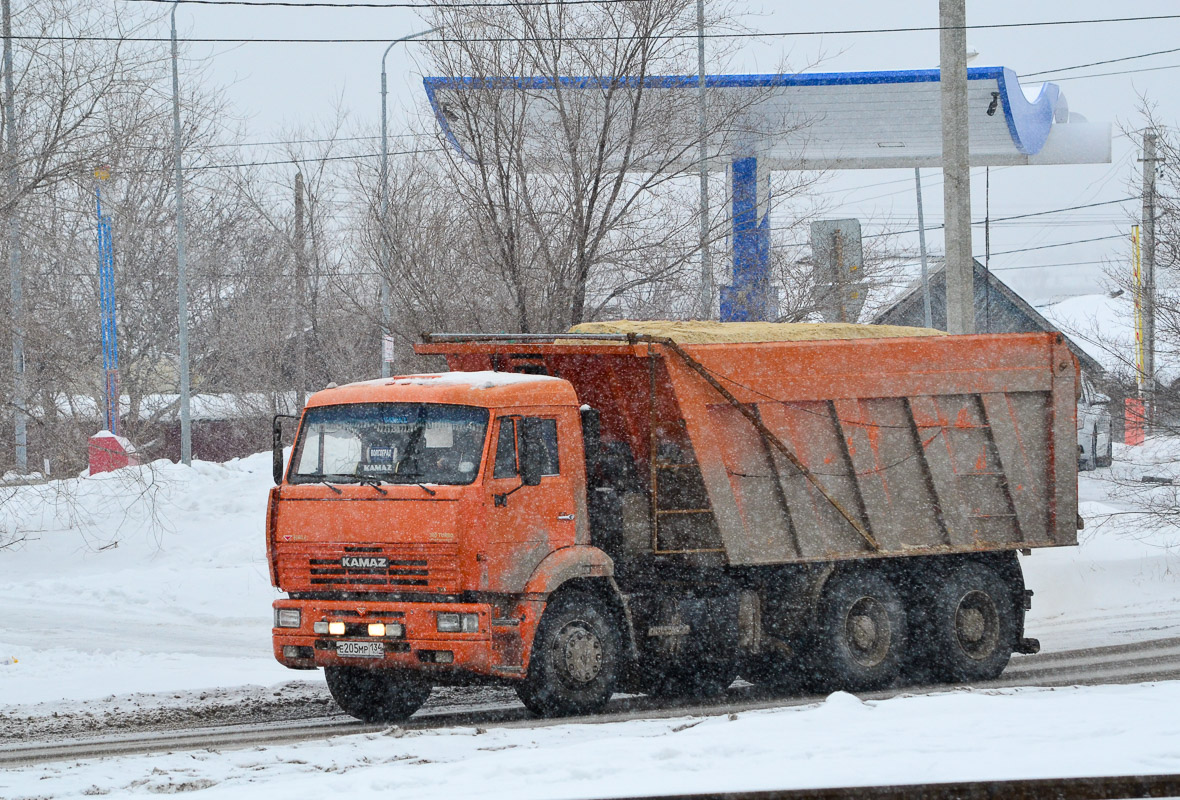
[870,260,1106,378]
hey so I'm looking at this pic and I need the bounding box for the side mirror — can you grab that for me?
[518,417,546,487]
[273,414,299,485]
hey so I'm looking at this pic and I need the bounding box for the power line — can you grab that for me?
[865,196,1138,239]
[17,13,1180,44]
[185,146,440,170]
[1047,62,1180,82]
[1022,45,1180,78]
[989,259,1111,272]
[980,232,1127,258]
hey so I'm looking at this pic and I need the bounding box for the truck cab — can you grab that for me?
[269,371,615,720]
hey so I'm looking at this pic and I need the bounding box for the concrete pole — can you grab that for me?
[696,0,712,320]
[939,0,975,334]
[2,0,25,473]
[170,1,192,465]
[1141,128,1158,425]
[379,27,436,378]
[914,168,932,329]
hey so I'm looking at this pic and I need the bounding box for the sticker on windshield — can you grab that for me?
[368,446,395,462]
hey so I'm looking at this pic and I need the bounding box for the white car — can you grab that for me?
[1078,374,1113,471]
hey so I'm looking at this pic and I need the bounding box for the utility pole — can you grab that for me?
[170,1,192,465]
[3,0,25,473]
[696,0,712,320]
[293,171,307,410]
[914,168,932,329]
[939,0,975,334]
[1141,128,1159,426]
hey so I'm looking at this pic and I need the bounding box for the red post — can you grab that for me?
[1125,398,1146,446]
[88,432,139,475]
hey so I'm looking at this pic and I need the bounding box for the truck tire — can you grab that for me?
[916,561,1017,683]
[812,569,908,693]
[324,666,432,722]
[516,592,621,717]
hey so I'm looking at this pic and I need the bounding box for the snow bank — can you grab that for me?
[0,453,292,705]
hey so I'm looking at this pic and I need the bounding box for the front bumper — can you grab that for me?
[272,598,529,679]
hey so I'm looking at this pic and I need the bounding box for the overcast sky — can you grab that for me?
[164,0,1180,306]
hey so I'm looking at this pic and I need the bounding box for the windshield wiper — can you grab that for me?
[355,477,388,496]
[312,477,343,494]
[394,472,437,496]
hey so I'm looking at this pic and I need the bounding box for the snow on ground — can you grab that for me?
[1021,436,1180,651]
[8,683,1180,799]
[3,441,1180,795]
[0,453,296,707]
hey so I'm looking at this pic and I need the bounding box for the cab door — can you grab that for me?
[481,413,578,593]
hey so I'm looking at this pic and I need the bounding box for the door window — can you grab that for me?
[491,416,560,478]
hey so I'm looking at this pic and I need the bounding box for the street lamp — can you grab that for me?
[170,0,192,464]
[379,27,437,378]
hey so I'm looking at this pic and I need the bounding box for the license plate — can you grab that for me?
[336,641,385,658]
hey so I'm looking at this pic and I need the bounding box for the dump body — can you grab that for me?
[417,330,1079,565]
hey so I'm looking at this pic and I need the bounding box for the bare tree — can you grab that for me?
[417,0,811,332]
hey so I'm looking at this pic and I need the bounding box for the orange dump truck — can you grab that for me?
[268,324,1079,721]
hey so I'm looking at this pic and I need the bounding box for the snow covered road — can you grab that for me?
[5,635,1180,768]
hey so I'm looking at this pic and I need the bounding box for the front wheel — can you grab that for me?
[324,666,432,722]
[516,592,621,717]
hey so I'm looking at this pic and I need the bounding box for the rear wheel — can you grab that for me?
[914,561,1017,683]
[324,666,432,722]
[811,569,908,693]
[516,592,621,717]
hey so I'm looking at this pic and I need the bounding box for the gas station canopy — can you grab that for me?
[425,67,1110,170]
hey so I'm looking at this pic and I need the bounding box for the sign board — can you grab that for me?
[382,334,397,364]
[810,219,866,323]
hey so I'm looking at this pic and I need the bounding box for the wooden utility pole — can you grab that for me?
[294,171,307,410]
[939,0,975,334]
[1141,128,1158,425]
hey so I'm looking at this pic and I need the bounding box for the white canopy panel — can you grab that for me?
[425,67,1110,170]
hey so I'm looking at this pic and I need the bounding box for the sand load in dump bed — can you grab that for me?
[566,320,947,344]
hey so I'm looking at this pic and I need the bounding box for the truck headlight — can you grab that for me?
[437,612,478,633]
[275,608,301,628]
[328,621,346,636]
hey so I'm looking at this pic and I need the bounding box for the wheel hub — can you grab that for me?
[955,590,1000,659]
[557,623,603,684]
[845,596,890,667]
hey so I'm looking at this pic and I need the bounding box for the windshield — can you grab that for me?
[289,403,489,486]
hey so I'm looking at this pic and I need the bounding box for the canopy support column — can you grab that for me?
[721,156,775,321]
